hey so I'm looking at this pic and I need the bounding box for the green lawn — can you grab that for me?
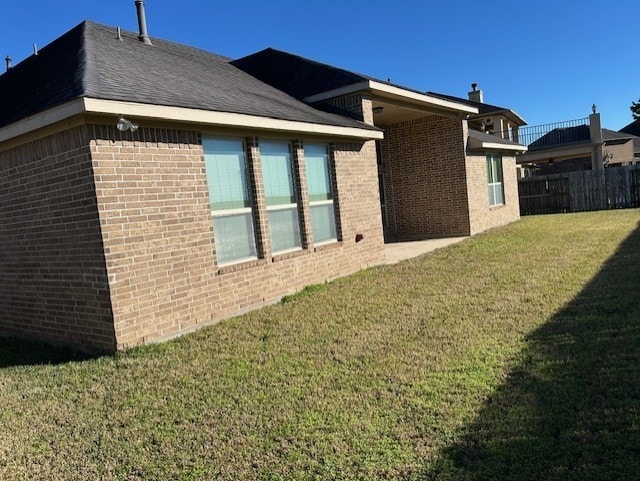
[2,210,640,480]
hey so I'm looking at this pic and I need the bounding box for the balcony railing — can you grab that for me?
[493,117,591,151]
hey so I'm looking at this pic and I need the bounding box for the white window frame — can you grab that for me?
[204,137,259,266]
[487,153,504,207]
[260,140,303,254]
[305,144,338,245]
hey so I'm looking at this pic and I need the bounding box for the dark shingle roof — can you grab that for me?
[0,21,378,132]
[232,48,445,101]
[426,91,525,124]
[232,48,370,100]
[620,119,640,136]
[0,23,86,128]
[528,125,590,150]
[602,129,634,141]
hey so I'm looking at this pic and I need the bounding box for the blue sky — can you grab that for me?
[1,0,638,130]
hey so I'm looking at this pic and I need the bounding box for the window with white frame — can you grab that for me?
[487,154,504,206]
[260,141,302,253]
[203,137,258,265]
[304,144,338,244]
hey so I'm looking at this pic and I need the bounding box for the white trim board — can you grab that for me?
[304,80,478,115]
[0,97,384,144]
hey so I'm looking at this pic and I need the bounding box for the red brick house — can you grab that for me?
[0,15,524,352]
[234,50,526,239]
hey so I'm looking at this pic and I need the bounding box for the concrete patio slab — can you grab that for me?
[384,237,468,265]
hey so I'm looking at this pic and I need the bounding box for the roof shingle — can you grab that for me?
[620,119,640,137]
[233,47,369,101]
[0,21,378,132]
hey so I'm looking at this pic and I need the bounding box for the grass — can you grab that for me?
[1,210,640,480]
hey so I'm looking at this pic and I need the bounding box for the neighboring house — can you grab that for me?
[0,11,525,352]
[620,119,640,163]
[235,49,526,240]
[518,112,637,175]
[620,119,640,136]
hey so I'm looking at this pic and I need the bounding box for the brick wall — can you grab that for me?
[317,92,520,239]
[379,115,471,239]
[321,93,374,125]
[89,124,384,350]
[465,152,520,235]
[0,127,116,351]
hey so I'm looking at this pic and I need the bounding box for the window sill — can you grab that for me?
[489,203,506,211]
[314,240,342,253]
[217,258,268,275]
[272,248,309,262]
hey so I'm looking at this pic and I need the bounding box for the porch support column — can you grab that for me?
[589,111,604,170]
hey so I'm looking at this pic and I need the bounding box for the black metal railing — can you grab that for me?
[493,117,591,150]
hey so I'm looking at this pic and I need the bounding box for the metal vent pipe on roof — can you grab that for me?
[134,1,152,45]
[5,56,11,72]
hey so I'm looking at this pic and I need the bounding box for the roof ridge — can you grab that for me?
[260,47,369,81]
[86,20,233,63]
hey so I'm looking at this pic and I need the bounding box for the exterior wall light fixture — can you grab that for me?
[117,116,139,132]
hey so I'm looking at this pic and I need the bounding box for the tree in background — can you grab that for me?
[632,98,640,120]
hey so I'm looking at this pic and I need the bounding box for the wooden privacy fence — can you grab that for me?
[518,165,640,215]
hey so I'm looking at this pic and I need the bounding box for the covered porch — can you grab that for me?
[366,84,477,241]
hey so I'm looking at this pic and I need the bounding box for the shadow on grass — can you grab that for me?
[0,337,97,368]
[422,223,640,481]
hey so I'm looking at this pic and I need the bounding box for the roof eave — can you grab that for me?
[507,109,527,126]
[467,136,527,152]
[0,97,384,144]
[0,98,86,144]
[304,80,478,115]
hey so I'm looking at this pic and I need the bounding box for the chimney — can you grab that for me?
[5,55,11,72]
[134,1,153,45]
[468,83,483,103]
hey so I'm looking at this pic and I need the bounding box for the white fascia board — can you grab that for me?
[304,80,478,115]
[480,141,527,152]
[468,135,527,152]
[0,98,86,143]
[0,97,383,144]
[368,81,478,114]
[82,98,383,139]
[508,109,527,126]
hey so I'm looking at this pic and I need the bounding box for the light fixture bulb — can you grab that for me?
[116,116,139,132]
[117,117,129,132]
